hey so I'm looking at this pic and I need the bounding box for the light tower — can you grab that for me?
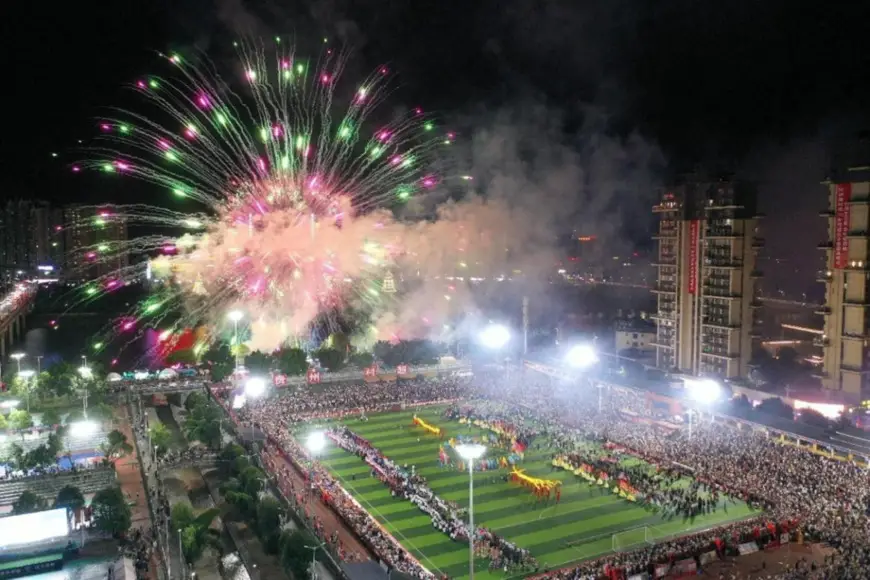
[382,271,397,293]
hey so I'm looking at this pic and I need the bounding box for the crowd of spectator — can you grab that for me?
[233,371,870,580]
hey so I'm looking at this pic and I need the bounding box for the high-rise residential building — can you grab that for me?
[818,136,870,398]
[0,200,65,286]
[64,205,129,281]
[651,174,763,381]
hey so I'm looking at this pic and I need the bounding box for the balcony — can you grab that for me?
[819,208,835,217]
[817,240,833,250]
[848,196,870,205]
[816,270,832,282]
[650,313,675,322]
[652,229,678,239]
[700,349,739,360]
[652,259,677,267]
[847,229,870,238]
[653,203,680,213]
[651,285,677,294]
[702,319,740,329]
[703,287,742,299]
[705,260,742,269]
[844,298,870,306]
[841,364,870,374]
[813,336,830,347]
[842,331,869,340]
[814,306,832,315]
[706,228,740,239]
[650,341,675,349]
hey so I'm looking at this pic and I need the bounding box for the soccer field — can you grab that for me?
[309,406,758,579]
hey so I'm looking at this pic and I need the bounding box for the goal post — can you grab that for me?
[611,526,656,552]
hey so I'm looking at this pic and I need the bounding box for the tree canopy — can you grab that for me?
[91,486,132,536]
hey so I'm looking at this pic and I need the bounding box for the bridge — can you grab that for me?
[155,454,221,473]
[0,283,35,357]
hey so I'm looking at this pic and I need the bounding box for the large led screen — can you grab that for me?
[0,508,69,548]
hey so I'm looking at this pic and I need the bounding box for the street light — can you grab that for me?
[479,324,510,350]
[17,370,35,412]
[227,310,244,371]
[306,431,326,456]
[455,443,486,580]
[244,377,266,398]
[10,352,24,374]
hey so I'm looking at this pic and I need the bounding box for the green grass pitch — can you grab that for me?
[304,406,759,579]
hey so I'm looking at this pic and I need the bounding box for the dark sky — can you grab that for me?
[3,0,869,294]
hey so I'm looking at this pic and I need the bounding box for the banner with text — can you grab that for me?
[834,183,852,269]
[688,219,700,294]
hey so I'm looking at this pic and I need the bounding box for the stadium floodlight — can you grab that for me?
[455,443,486,462]
[226,310,244,322]
[10,352,24,374]
[565,344,598,368]
[455,443,486,580]
[685,378,722,403]
[78,366,93,379]
[70,420,98,437]
[17,370,35,379]
[306,431,327,456]
[479,324,510,350]
[244,377,266,397]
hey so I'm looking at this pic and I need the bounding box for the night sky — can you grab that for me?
[3,0,870,297]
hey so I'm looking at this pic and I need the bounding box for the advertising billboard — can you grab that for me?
[0,508,70,549]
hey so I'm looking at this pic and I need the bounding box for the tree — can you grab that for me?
[40,408,62,427]
[315,347,345,372]
[91,487,132,536]
[210,360,235,383]
[729,394,753,418]
[54,485,85,511]
[239,466,266,497]
[150,423,173,455]
[245,351,272,374]
[325,332,349,354]
[100,429,133,460]
[184,391,207,412]
[798,409,831,428]
[183,400,223,447]
[8,409,33,431]
[756,397,794,420]
[349,351,374,368]
[172,503,222,564]
[12,490,47,515]
[0,413,7,430]
[275,348,307,376]
[166,349,198,365]
[279,530,312,580]
[256,496,284,553]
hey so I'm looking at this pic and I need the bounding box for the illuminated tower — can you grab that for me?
[652,174,762,380]
[818,135,870,397]
[382,271,397,293]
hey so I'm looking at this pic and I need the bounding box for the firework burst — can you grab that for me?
[73,40,457,353]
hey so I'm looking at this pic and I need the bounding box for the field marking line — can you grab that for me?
[329,463,448,577]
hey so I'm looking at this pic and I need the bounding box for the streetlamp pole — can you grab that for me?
[178,528,184,580]
[467,458,475,580]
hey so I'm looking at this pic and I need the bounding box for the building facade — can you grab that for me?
[64,205,129,281]
[651,175,763,381]
[818,136,870,397]
[0,200,65,286]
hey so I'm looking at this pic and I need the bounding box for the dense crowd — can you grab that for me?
[237,372,870,580]
[329,425,537,574]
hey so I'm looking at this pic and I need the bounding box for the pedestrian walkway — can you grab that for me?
[114,405,159,580]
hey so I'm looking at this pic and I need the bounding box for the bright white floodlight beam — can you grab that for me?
[227,310,244,323]
[244,377,266,397]
[686,378,721,403]
[70,420,98,437]
[17,370,35,379]
[479,325,510,349]
[10,353,24,361]
[455,443,486,461]
[306,431,327,455]
[566,344,598,368]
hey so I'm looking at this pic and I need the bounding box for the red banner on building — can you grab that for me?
[273,374,288,387]
[687,219,700,294]
[834,183,852,269]
[363,365,378,378]
[306,368,321,384]
[396,363,409,375]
